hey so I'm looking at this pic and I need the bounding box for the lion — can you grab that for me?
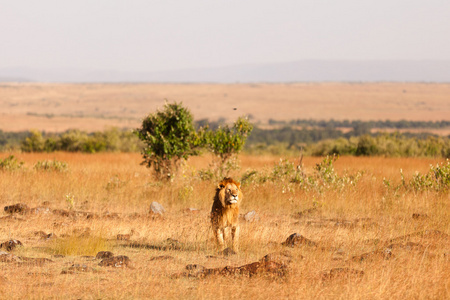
[210,177,243,253]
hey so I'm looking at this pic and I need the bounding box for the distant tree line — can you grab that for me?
[0,119,449,158]
[0,128,142,153]
[268,119,450,129]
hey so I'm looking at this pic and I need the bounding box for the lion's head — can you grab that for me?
[215,177,243,207]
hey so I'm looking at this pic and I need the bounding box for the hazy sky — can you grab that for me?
[1,0,449,72]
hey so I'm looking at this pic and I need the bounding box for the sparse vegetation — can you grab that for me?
[0,82,449,298]
[2,124,449,158]
[0,154,24,171]
[33,159,68,172]
[0,152,448,299]
[202,116,253,178]
[383,159,450,192]
[18,128,142,153]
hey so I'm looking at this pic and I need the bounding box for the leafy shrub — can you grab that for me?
[0,155,24,171]
[202,116,253,178]
[241,155,362,193]
[34,160,68,172]
[20,128,141,153]
[408,160,450,192]
[136,102,202,180]
[21,130,46,152]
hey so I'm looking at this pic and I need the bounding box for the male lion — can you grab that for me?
[211,177,243,253]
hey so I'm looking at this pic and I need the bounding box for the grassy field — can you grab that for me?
[1,82,450,132]
[0,152,448,299]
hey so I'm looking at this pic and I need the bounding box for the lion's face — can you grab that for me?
[217,178,243,207]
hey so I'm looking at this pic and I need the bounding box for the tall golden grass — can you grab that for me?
[0,152,448,299]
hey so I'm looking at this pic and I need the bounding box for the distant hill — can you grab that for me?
[1,60,450,83]
[0,76,31,82]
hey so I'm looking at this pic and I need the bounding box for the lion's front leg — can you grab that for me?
[231,225,239,252]
[214,228,226,251]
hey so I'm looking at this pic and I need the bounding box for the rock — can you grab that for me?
[282,233,317,247]
[243,210,259,222]
[178,253,290,279]
[218,247,237,256]
[96,251,114,259]
[321,268,364,281]
[4,203,29,214]
[86,213,99,219]
[0,239,23,251]
[412,213,428,220]
[45,233,56,240]
[260,251,294,265]
[98,255,132,268]
[149,201,165,215]
[29,207,51,215]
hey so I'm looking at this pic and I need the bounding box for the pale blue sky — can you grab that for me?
[1,0,449,72]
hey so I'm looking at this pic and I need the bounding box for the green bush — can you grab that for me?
[21,130,46,152]
[240,155,362,193]
[202,116,253,177]
[0,155,24,171]
[34,160,69,172]
[136,102,202,180]
[20,128,141,153]
[408,160,450,192]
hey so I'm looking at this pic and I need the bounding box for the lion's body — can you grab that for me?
[211,177,243,252]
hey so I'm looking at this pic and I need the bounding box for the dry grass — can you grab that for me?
[0,152,449,299]
[1,82,450,132]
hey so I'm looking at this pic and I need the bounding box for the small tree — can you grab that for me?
[21,130,46,152]
[202,116,253,177]
[136,102,201,180]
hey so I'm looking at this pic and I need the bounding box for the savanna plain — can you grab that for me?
[0,152,449,299]
[0,82,449,299]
